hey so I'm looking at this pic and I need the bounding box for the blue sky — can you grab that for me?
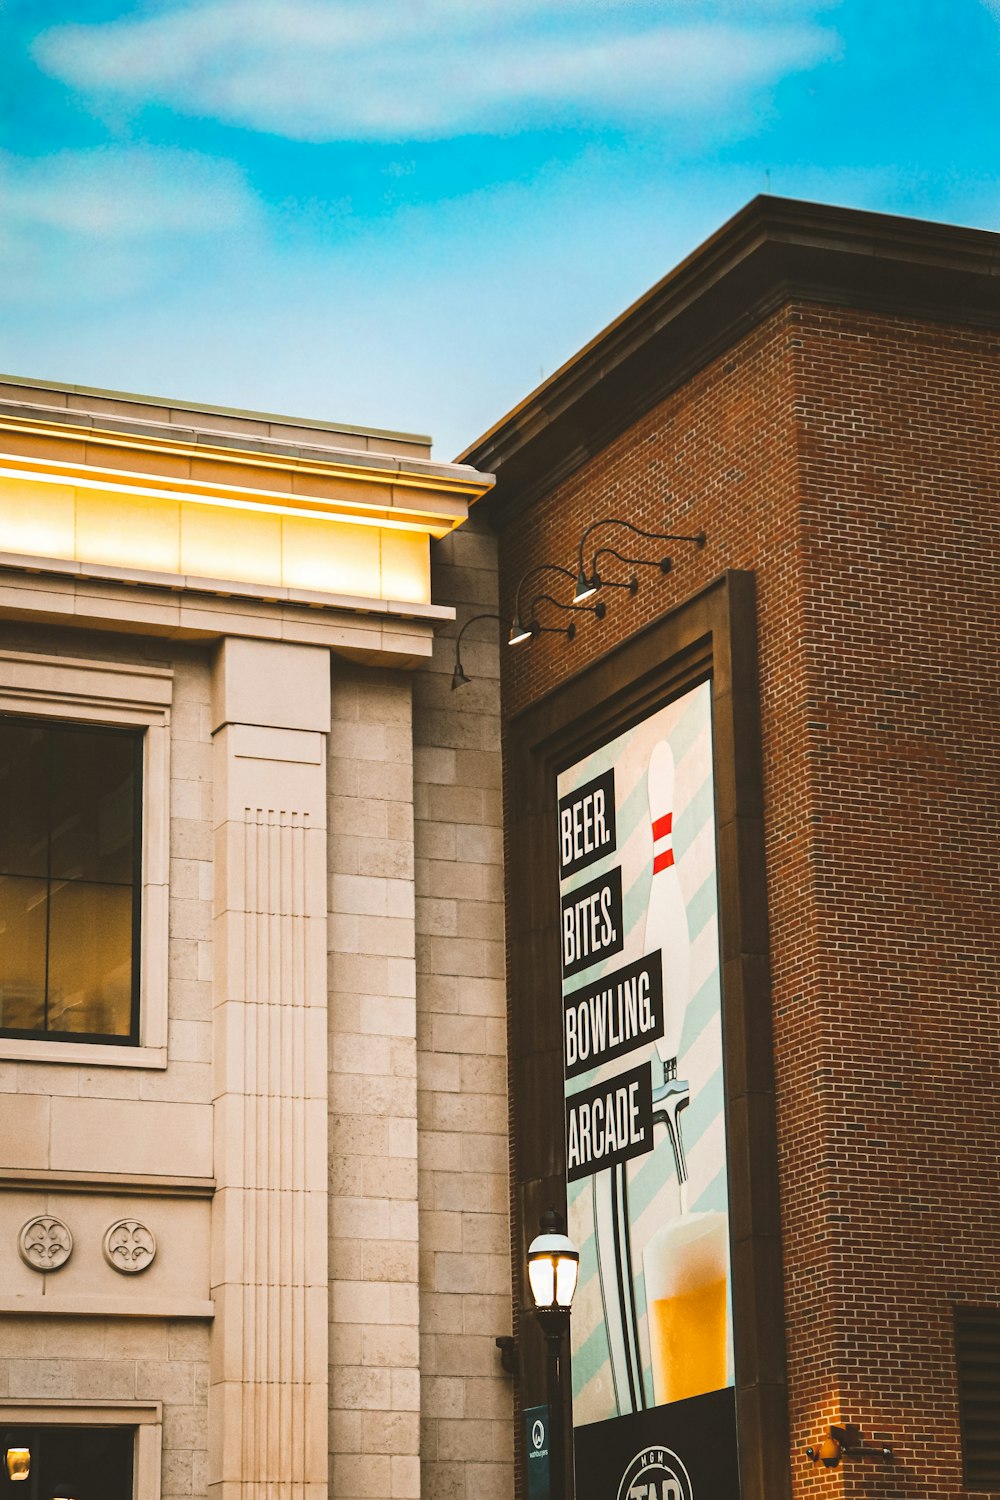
[1,0,998,457]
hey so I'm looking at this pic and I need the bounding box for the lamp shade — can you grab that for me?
[573,569,599,604]
[527,1228,580,1310]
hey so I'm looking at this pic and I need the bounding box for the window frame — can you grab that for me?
[0,713,144,1046]
[0,649,171,1069]
[0,1399,162,1498]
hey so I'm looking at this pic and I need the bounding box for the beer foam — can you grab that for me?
[643,1210,727,1298]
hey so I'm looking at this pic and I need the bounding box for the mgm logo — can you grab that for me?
[616,1446,693,1500]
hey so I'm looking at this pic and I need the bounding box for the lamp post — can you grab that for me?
[528,1209,579,1500]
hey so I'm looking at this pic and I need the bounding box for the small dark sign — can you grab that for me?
[566,1060,653,1182]
[563,951,664,1078]
[558,768,617,878]
[524,1404,550,1500]
[574,1389,740,1500]
[560,866,624,979]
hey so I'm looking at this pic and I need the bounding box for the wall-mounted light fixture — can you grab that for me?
[450,612,501,691]
[515,591,606,647]
[805,1425,893,1468]
[573,520,705,604]
[495,1334,519,1376]
[508,564,604,648]
[455,521,706,687]
[509,564,572,645]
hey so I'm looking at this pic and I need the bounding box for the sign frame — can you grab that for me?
[505,572,789,1500]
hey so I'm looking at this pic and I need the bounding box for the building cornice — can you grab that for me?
[0,376,494,626]
[459,195,1000,520]
[0,403,492,533]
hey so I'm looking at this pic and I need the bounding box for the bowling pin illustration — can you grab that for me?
[645,739,691,1070]
[590,737,694,1416]
[645,739,692,1197]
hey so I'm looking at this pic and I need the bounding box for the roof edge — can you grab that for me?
[459,196,1000,517]
[0,371,432,450]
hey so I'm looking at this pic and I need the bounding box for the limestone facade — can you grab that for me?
[0,378,508,1500]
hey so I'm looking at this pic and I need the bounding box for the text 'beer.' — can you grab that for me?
[559,768,617,878]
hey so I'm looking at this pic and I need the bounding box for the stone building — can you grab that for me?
[0,377,510,1500]
[461,198,1000,1500]
[5,194,1000,1500]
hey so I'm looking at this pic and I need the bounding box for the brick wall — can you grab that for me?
[494,302,1000,1498]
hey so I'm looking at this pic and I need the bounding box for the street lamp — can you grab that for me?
[528,1209,579,1500]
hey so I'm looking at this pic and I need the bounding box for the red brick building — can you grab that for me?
[461,198,1000,1500]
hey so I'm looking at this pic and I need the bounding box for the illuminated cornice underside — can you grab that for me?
[0,467,437,606]
[0,548,453,622]
[0,408,492,529]
[0,452,467,536]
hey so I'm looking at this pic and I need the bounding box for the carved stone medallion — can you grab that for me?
[103,1218,157,1274]
[19,1215,73,1271]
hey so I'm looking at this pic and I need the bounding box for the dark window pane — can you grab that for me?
[0,1424,135,1500]
[0,720,49,877]
[50,725,136,885]
[0,874,48,1031]
[47,880,133,1037]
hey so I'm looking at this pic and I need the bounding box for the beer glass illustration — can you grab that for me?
[643,1209,729,1404]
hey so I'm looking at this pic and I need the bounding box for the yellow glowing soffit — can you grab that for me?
[0,456,460,536]
[0,412,483,498]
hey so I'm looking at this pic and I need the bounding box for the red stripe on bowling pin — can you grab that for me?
[652,811,673,873]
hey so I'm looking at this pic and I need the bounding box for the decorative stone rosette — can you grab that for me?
[103,1218,157,1274]
[19,1215,73,1271]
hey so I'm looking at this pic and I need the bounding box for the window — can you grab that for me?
[0,717,142,1042]
[0,1401,162,1499]
[0,649,171,1067]
[955,1303,1000,1489]
[0,1423,134,1497]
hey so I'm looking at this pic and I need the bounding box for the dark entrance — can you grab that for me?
[1,1427,134,1499]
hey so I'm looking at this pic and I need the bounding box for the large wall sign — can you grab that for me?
[557,680,740,1498]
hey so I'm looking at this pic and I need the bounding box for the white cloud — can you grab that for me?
[33,0,838,142]
[1,146,255,236]
[0,147,259,303]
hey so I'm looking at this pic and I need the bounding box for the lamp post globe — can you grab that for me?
[528,1211,578,1500]
[527,1219,580,1319]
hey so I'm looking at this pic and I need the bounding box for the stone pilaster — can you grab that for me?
[327,666,421,1500]
[210,639,331,1499]
[414,517,511,1500]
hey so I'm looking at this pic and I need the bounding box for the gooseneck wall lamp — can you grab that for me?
[805,1425,893,1468]
[574,520,705,604]
[450,613,501,691]
[508,564,605,647]
[449,515,708,688]
[528,1209,580,1500]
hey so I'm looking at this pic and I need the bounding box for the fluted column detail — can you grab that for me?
[210,640,331,1500]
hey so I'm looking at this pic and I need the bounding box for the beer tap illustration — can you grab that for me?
[592,740,692,1415]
